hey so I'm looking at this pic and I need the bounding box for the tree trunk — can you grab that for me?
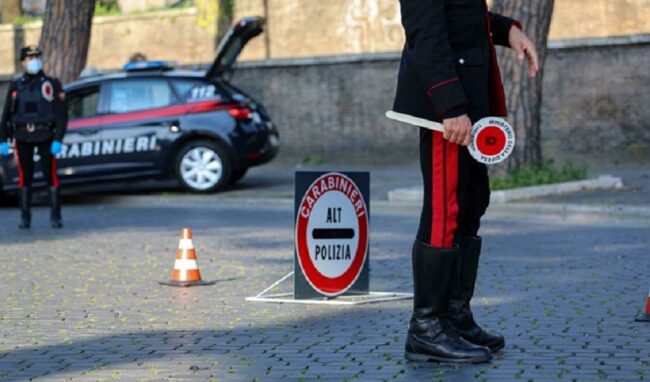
[38,0,96,84]
[215,0,234,48]
[2,0,23,23]
[491,0,554,170]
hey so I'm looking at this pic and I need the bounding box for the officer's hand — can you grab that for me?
[0,142,10,156]
[51,140,62,155]
[442,115,472,146]
[509,26,539,78]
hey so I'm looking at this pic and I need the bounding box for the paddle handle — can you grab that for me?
[385,111,445,133]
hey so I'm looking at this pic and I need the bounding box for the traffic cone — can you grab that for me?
[159,228,215,287]
[636,289,650,322]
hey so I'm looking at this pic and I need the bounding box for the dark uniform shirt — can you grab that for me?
[392,0,521,123]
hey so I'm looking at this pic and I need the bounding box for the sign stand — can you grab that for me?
[246,171,412,306]
[245,271,412,305]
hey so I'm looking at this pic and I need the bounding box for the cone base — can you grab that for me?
[159,279,216,287]
[635,313,650,322]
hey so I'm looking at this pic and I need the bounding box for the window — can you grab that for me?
[108,79,173,114]
[172,79,220,102]
[68,86,100,120]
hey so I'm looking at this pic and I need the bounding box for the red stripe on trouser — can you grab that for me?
[51,156,59,188]
[430,132,459,248]
[645,292,650,314]
[14,144,24,188]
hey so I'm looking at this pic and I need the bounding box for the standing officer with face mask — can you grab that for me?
[0,46,68,229]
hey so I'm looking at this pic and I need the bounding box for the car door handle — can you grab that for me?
[78,129,99,136]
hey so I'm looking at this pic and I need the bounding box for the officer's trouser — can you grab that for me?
[416,129,490,248]
[14,140,59,188]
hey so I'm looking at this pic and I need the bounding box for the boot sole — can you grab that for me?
[489,343,505,353]
[405,351,491,364]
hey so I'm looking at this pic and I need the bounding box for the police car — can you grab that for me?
[0,16,279,194]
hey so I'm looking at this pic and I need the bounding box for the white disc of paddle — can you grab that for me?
[468,117,515,165]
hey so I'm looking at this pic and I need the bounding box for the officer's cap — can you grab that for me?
[20,45,42,61]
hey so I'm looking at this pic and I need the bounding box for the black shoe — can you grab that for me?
[49,187,63,228]
[405,240,491,364]
[449,236,505,352]
[18,187,31,229]
[405,308,492,363]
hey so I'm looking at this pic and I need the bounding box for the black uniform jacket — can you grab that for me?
[0,71,67,142]
[392,0,520,123]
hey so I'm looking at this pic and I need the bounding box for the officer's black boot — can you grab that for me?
[449,236,505,352]
[18,187,31,229]
[405,240,491,363]
[49,187,63,228]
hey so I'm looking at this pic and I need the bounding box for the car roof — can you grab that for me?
[65,70,209,91]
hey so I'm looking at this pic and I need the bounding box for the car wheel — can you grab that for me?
[229,168,248,185]
[175,140,231,193]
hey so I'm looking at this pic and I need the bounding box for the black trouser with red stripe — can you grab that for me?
[417,129,490,247]
[15,140,60,188]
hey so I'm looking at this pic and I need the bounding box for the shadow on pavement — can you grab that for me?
[0,307,472,381]
[0,167,295,208]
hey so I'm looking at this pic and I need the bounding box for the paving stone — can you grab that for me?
[0,194,648,381]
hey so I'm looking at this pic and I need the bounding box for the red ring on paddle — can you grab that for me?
[476,126,506,156]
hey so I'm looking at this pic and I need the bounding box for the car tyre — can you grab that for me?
[229,168,248,185]
[175,140,232,193]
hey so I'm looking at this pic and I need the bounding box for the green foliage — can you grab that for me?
[169,0,194,9]
[93,0,192,17]
[301,155,328,165]
[95,0,120,16]
[11,14,41,25]
[490,159,588,190]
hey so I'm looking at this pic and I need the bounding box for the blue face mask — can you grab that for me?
[26,59,43,74]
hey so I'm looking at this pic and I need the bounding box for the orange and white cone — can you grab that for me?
[159,228,215,287]
[636,289,650,322]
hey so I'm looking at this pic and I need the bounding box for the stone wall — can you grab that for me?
[230,36,650,165]
[541,36,650,164]
[0,8,215,75]
[1,37,649,165]
[3,0,650,74]
[234,0,650,60]
[233,54,417,164]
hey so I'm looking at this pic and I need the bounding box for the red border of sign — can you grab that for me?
[469,117,515,162]
[295,172,369,297]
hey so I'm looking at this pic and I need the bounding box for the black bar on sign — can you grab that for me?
[312,228,355,239]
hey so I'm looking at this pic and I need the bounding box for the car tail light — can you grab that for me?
[228,107,252,121]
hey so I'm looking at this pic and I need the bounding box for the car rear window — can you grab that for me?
[108,79,173,114]
[172,79,221,103]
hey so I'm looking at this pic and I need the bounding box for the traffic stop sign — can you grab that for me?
[294,171,369,299]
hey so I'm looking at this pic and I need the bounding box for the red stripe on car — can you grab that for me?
[67,100,230,129]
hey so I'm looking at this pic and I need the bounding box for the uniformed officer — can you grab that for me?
[0,46,68,229]
[393,1,539,363]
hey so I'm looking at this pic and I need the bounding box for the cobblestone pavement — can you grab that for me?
[1,188,649,381]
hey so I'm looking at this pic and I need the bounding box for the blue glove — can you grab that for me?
[0,142,9,156]
[51,140,62,155]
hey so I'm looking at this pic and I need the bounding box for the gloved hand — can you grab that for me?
[51,140,62,155]
[0,142,10,156]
